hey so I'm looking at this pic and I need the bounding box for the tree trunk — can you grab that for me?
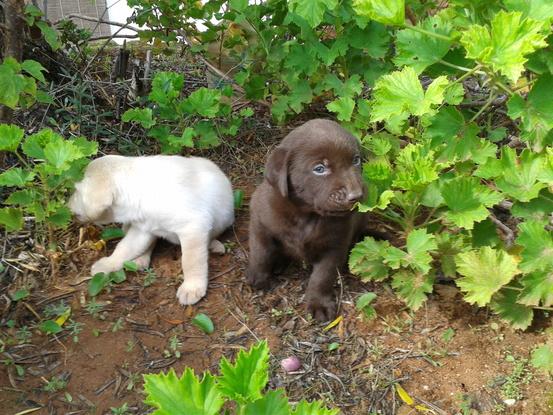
[1,0,25,124]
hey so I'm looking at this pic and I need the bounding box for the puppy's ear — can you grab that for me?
[265,147,289,198]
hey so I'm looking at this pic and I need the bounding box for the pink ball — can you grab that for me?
[281,356,301,372]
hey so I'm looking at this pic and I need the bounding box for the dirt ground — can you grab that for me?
[1,133,553,415]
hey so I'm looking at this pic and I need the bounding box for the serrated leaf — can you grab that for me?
[385,229,437,273]
[88,273,110,296]
[347,22,390,58]
[349,237,390,281]
[353,0,405,26]
[180,88,221,117]
[21,60,47,83]
[516,220,553,273]
[122,108,156,128]
[490,288,534,330]
[292,400,340,415]
[0,168,35,187]
[517,270,553,307]
[244,390,289,415]
[43,137,82,171]
[392,144,439,191]
[391,270,434,311]
[531,344,553,374]
[143,368,223,415]
[47,206,72,228]
[326,97,355,121]
[441,177,502,229]
[0,207,23,231]
[0,59,25,109]
[511,191,553,223]
[149,72,184,105]
[504,0,553,22]
[39,320,62,335]
[371,67,449,133]
[218,340,269,404]
[394,13,453,73]
[460,11,548,83]
[21,128,55,159]
[289,0,338,28]
[191,313,214,334]
[507,74,553,151]
[455,247,520,307]
[0,124,24,152]
[72,136,98,157]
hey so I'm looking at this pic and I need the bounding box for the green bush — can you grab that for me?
[128,0,553,329]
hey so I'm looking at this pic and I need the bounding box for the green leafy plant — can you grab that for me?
[143,340,339,414]
[122,72,252,152]
[0,125,97,246]
[88,270,127,297]
[0,57,50,110]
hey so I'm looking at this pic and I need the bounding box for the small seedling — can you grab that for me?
[328,342,340,352]
[66,320,83,343]
[43,375,67,392]
[88,270,126,297]
[15,326,32,344]
[85,298,105,318]
[164,335,182,358]
[11,289,29,301]
[442,327,455,343]
[110,402,131,415]
[110,317,124,332]
[142,268,157,287]
[356,292,377,320]
[43,300,69,318]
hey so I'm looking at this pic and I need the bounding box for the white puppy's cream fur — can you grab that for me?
[68,155,234,305]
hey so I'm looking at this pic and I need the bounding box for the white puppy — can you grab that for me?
[68,155,234,305]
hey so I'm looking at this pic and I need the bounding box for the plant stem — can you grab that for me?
[493,79,514,96]
[438,60,477,73]
[534,306,553,311]
[404,24,453,42]
[469,92,496,123]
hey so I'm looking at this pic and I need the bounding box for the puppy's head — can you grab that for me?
[265,119,365,215]
[68,161,114,223]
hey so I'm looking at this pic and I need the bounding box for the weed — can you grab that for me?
[499,356,532,401]
[110,317,125,333]
[142,268,157,287]
[110,402,131,415]
[66,320,83,343]
[85,298,105,319]
[43,300,70,318]
[15,326,32,344]
[43,375,67,392]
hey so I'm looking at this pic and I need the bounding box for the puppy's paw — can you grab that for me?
[91,257,120,275]
[176,279,207,305]
[306,294,336,322]
[245,268,271,290]
[133,255,151,270]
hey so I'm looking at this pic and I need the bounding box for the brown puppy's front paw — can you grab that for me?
[306,294,336,322]
[245,268,271,290]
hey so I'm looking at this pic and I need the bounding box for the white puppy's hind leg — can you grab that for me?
[132,241,155,270]
[176,228,209,305]
[91,226,156,275]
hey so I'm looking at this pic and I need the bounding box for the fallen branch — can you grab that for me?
[489,213,515,248]
[89,34,139,42]
[60,14,140,32]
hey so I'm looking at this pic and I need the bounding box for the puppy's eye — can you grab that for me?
[313,164,327,175]
[353,155,361,166]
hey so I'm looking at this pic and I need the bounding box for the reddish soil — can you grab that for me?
[1,148,552,415]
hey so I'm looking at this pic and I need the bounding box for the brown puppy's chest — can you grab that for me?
[276,212,353,262]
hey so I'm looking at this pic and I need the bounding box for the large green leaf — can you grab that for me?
[394,12,453,73]
[43,137,83,171]
[292,400,340,415]
[460,11,548,82]
[516,220,553,273]
[143,368,223,415]
[244,390,289,415]
[371,67,449,133]
[36,21,61,50]
[0,168,35,187]
[391,269,435,311]
[352,0,405,26]
[440,177,502,229]
[122,108,156,128]
[180,88,221,118]
[149,72,184,105]
[531,344,553,375]
[490,288,534,330]
[0,124,24,152]
[349,237,390,281]
[326,97,355,121]
[21,59,47,83]
[517,270,553,307]
[0,58,25,109]
[384,228,437,273]
[504,0,553,22]
[475,147,547,202]
[0,207,23,231]
[507,74,553,151]
[511,191,553,223]
[455,247,520,306]
[288,0,338,28]
[218,340,269,404]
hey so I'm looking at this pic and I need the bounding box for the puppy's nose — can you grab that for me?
[347,189,363,202]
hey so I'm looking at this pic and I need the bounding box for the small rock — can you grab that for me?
[503,399,516,406]
[281,356,301,373]
[209,240,226,255]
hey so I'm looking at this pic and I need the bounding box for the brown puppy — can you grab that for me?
[246,119,366,321]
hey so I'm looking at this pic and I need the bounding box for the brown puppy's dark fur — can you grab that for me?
[246,119,366,321]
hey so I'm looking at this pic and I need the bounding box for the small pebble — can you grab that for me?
[281,356,301,372]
